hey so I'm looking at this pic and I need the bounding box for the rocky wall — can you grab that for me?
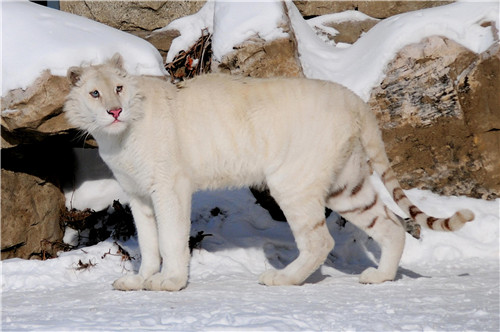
[59,1,206,31]
[293,1,455,19]
[369,38,499,199]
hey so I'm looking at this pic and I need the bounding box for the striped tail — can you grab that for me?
[379,167,474,231]
[358,105,474,231]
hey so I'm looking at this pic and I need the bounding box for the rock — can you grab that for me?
[371,37,474,129]
[369,36,499,199]
[214,37,304,78]
[324,17,378,44]
[1,169,66,260]
[60,1,195,62]
[60,1,206,31]
[1,70,73,148]
[308,13,379,45]
[1,130,77,260]
[137,29,181,63]
[1,66,94,264]
[213,4,303,78]
[294,1,454,19]
[458,42,500,195]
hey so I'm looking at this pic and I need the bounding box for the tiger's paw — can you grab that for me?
[112,274,145,291]
[359,267,395,284]
[143,273,187,291]
[259,269,297,286]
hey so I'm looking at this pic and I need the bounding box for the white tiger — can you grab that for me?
[64,54,474,291]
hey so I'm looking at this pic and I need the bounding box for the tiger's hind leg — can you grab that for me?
[327,171,406,284]
[259,182,335,286]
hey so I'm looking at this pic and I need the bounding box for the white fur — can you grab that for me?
[64,54,461,291]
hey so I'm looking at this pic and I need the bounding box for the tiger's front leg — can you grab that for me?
[112,196,160,291]
[143,178,192,291]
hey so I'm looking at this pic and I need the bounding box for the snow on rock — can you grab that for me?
[164,0,500,100]
[164,0,289,63]
[2,0,165,96]
[211,1,288,61]
[309,10,378,25]
[306,10,380,46]
[287,1,499,101]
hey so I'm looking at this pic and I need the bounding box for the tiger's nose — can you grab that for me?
[107,108,122,119]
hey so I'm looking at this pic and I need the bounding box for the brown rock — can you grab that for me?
[145,30,181,54]
[294,1,454,19]
[213,4,303,79]
[310,15,379,45]
[132,29,181,63]
[371,37,475,129]
[369,37,499,199]
[458,42,500,136]
[215,37,304,79]
[1,169,65,260]
[60,1,206,31]
[326,18,378,44]
[458,43,500,194]
[1,71,73,148]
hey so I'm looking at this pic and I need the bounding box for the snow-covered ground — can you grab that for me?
[2,1,499,331]
[2,188,499,330]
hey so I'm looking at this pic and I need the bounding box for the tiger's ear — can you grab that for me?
[109,53,125,71]
[108,53,128,77]
[67,67,83,86]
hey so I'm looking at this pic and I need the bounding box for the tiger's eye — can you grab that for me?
[116,86,123,93]
[90,90,100,98]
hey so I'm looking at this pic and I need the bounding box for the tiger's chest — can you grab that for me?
[98,142,155,198]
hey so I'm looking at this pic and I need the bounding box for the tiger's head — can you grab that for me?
[64,53,144,137]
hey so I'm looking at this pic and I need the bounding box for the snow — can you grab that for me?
[287,1,500,101]
[163,1,289,62]
[2,188,499,330]
[1,0,165,96]
[212,1,289,60]
[307,10,380,46]
[162,1,498,101]
[2,1,500,331]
